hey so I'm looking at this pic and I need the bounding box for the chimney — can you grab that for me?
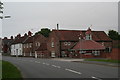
[4,37,7,39]
[10,36,13,39]
[17,34,21,39]
[24,33,27,36]
[28,31,32,37]
[57,23,59,30]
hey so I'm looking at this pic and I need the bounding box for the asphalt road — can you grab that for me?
[2,56,119,79]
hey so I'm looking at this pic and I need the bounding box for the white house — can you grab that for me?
[11,34,28,56]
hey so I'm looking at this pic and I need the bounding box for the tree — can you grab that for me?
[108,30,120,40]
[35,28,51,37]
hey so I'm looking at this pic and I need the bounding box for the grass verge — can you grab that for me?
[85,59,120,63]
[1,60,22,79]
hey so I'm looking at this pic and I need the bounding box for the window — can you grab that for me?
[68,42,71,46]
[19,50,21,54]
[94,51,100,56]
[79,50,85,54]
[51,42,54,47]
[19,44,21,48]
[38,42,40,46]
[64,42,68,45]
[30,43,32,48]
[51,51,55,57]
[106,47,111,53]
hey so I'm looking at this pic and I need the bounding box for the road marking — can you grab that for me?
[51,65,61,68]
[91,76,102,80]
[52,65,57,67]
[45,63,50,66]
[65,68,81,75]
[43,62,46,64]
[56,66,61,68]
[35,61,41,63]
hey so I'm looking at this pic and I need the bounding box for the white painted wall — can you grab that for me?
[11,43,23,56]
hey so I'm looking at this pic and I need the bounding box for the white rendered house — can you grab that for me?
[11,44,23,56]
[11,34,28,56]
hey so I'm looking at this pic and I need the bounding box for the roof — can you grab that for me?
[2,38,14,46]
[35,43,47,51]
[23,36,33,44]
[73,40,105,50]
[12,36,28,44]
[52,29,112,41]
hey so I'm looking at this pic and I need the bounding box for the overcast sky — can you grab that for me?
[1,2,118,38]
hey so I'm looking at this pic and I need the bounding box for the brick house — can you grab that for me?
[2,36,14,54]
[47,27,112,58]
[23,32,47,57]
[35,43,50,58]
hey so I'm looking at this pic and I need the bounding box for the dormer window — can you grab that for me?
[68,42,71,46]
[64,42,67,45]
[64,42,71,46]
[85,27,92,40]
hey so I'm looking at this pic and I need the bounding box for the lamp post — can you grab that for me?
[79,33,82,58]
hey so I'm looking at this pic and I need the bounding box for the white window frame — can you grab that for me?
[51,42,54,47]
[30,43,32,48]
[68,42,71,46]
[38,42,40,46]
[64,42,68,46]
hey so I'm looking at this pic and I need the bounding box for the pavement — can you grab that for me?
[52,58,120,67]
[2,56,119,79]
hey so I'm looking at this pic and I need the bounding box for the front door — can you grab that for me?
[51,51,55,58]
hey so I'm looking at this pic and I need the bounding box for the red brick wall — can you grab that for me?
[33,34,47,52]
[36,51,50,58]
[107,48,120,60]
[47,31,60,57]
[98,41,112,48]
[100,48,120,60]
[23,43,33,56]
[23,34,47,57]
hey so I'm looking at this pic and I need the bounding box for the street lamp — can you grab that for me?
[78,33,83,58]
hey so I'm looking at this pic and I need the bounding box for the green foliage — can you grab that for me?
[2,60,22,79]
[108,30,120,40]
[35,28,51,37]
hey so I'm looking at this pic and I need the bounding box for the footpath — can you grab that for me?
[52,58,120,67]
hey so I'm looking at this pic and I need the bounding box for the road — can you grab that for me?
[2,56,119,79]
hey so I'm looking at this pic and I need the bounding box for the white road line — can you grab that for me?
[52,65,57,67]
[51,65,61,68]
[45,63,50,66]
[43,62,46,64]
[65,68,81,75]
[56,66,61,68]
[35,61,41,63]
[91,76,102,80]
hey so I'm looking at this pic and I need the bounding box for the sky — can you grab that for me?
[1,0,119,38]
